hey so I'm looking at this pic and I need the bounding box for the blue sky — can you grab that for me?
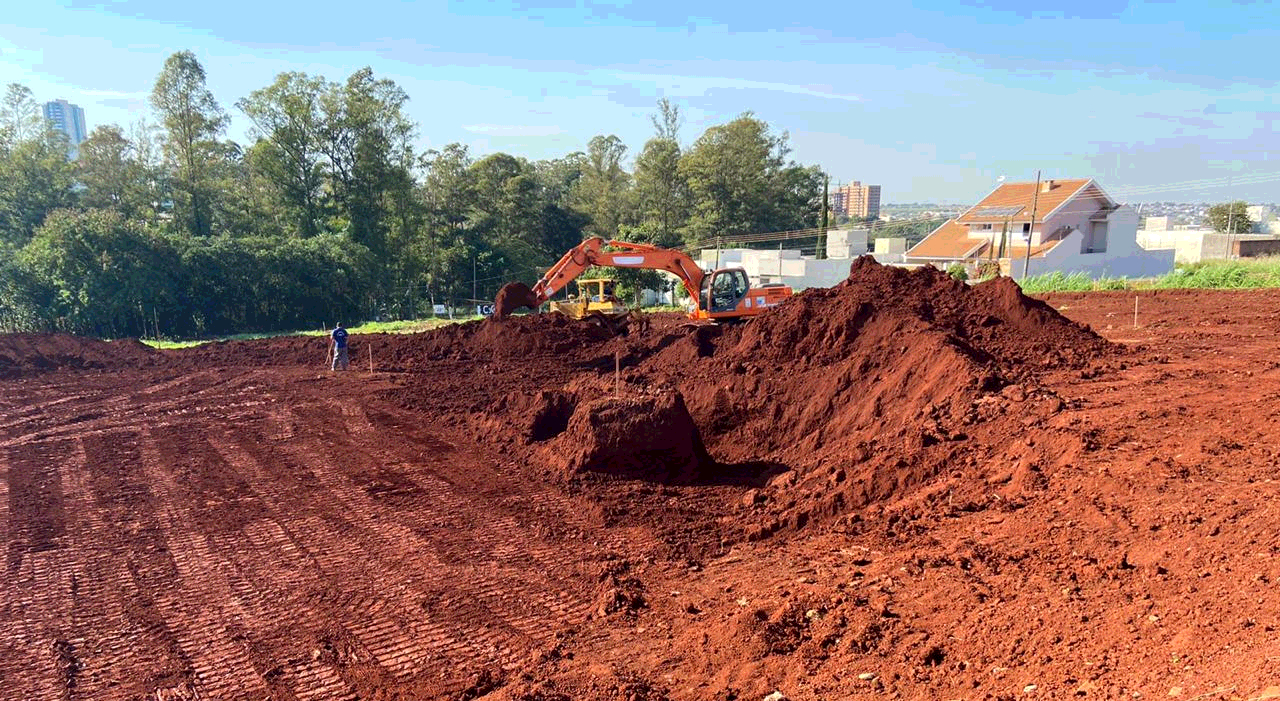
[3,0,1278,203]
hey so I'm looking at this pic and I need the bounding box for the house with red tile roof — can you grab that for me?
[905,178,1173,278]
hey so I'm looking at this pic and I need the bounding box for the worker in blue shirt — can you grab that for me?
[331,323,349,371]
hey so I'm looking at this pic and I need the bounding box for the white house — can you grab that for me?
[905,178,1174,278]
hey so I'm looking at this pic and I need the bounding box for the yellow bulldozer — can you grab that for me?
[548,278,648,335]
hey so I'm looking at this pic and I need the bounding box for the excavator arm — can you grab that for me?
[530,237,706,308]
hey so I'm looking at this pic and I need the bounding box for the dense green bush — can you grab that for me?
[0,209,374,338]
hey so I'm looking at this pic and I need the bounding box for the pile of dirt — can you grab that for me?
[546,391,712,484]
[169,335,339,370]
[647,259,1113,534]
[392,258,1116,538]
[0,333,159,378]
[494,281,538,319]
[384,314,616,364]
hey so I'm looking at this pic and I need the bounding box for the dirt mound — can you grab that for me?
[169,335,336,370]
[0,333,159,378]
[616,259,1115,534]
[664,259,1108,462]
[494,281,538,319]
[548,391,712,484]
[391,258,1116,538]
[726,257,1109,373]
[389,314,615,363]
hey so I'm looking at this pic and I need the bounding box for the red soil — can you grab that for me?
[493,281,538,319]
[6,260,1280,700]
[0,333,158,378]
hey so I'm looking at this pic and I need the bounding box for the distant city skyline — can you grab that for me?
[5,1,1279,203]
[42,99,87,157]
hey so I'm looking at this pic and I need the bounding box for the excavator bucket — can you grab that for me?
[493,282,539,319]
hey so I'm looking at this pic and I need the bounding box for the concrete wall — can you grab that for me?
[1236,238,1280,258]
[827,228,869,259]
[1143,215,1170,231]
[1010,227,1173,278]
[1137,230,1280,263]
[1137,229,1208,264]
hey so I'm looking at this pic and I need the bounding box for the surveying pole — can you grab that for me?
[1022,170,1041,280]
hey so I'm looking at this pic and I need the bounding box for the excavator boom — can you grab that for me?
[531,238,705,306]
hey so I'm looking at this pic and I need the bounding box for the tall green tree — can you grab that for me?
[416,144,478,305]
[573,135,630,239]
[151,51,228,237]
[319,67,415,264]
[1207,201,1253,235]
[679,112,784,243]
[0,132,77,249]
[237,72,328,238]
[632,100,688,248]
[1,83,44,149]
[77,125,156,221]
[679,112,820,244]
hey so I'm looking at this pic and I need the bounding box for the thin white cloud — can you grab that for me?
[79,88,149,99]
[612,71,862,103]
[462,123,565,137]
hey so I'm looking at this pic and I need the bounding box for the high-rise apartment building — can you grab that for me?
[831,181,881,220]
[42,99,87,157]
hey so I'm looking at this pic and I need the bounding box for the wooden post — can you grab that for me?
[1022,170,1041,280]
[1133,296,1139,329]
[614,351,620,398]
[368,344,373,374]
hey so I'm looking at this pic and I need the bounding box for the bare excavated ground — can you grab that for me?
[4,280,1280,700]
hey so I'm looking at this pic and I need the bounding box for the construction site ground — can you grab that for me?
[4,281,1280,700]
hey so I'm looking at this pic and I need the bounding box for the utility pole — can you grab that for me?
[818,174,830,260]
[472,256,477,303]
[1022,170,1041,280]
[1227,204,1236,258]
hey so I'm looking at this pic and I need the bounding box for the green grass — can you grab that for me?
[142,302,694,349]
[1017,257,1280,293]
[142,317,477,349]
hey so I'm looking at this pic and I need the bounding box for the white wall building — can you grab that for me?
[905,178,1173,279]
[695,227,877,290]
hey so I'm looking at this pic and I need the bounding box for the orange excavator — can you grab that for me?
[493,237,793,322]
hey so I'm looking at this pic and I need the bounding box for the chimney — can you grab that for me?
[1041,179,1055,193]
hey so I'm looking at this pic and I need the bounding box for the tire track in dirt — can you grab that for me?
[139,427,271,700]
[75,430,196,699]
[1,438,79,700]
[242,414,530,692]
[1,364,661,700]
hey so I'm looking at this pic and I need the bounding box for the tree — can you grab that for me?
[651,98,683,142]
[679,112,791,244]
[632,101,689,249]
[77,125,155,220]
[18,209,181,336]
[151,51,228,237]
[0,133,77,249]
[573,135,630,239]
[237,72,329,238]
[1207,201,1253,235]
[318,67,415,265]
[1,84,44,149]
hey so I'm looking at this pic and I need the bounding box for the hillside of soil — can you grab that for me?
[0,332,158,378]
[395,258,1118,542]
[13,262,1280,700]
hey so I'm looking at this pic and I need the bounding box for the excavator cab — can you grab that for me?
[702,269,750,314]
